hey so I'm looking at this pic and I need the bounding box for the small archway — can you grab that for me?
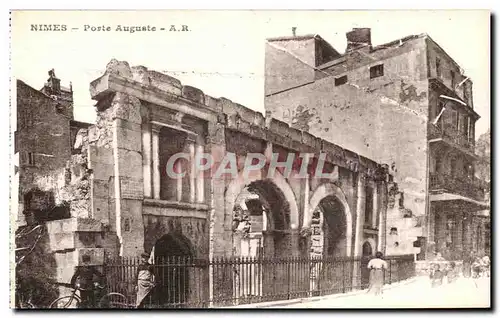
[362,241,373,257]
[152,233,193,307]
[307,183,353,257]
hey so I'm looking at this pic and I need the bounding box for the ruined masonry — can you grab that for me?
[39,59,397,299]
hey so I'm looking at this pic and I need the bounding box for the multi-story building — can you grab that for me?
[265,28,490,260]
[14,70,91,227]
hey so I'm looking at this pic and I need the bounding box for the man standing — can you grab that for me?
[71,255,105,308]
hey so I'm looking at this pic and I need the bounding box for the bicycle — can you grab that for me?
[49,283,130,309]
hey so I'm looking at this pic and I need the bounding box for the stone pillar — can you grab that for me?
[208,120,229,258]
[377,182,388,254]
[188,137,196,203]
[372,183,378,230]
[195,143,205,203]
[353,174,365,257]
[152,124,161,200]
[352,174,365,291]
[142,123,152,198]
[109,92,145,257]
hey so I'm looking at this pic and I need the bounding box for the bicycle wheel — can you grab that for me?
[98,293,129,309]
[50,295,80,309]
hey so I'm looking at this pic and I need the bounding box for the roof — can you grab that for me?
[266,34,318,42]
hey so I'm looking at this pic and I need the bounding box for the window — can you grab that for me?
[451,70,456,90]
[462,115,468,136]
[364,186,374,227]
[435,156,442,173]
[450,158,457,176]
[436,57,441,78]
[335,75,347,86]
[468,119,474,142]
[28,152,35,165]
[451,110,458,130]
[369,64,384,79]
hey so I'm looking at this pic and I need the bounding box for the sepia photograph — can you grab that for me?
[9,10,491,309]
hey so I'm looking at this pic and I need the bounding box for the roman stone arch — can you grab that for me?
[306,182,353,257]
[225,169,299,230]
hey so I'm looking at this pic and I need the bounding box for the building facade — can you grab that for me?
[15,60,400,303]
[14,70,91,227]
[264,28,489,260]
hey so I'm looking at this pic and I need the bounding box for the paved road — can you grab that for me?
[282,276,491,308]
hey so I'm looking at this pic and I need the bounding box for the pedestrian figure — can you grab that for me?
[471,256,483,279]
[481,255,490,278]
[463,251,474,278]
[367,251,388,297]
[444,262,457,284]
[429,263,443,288]
[135,252,155,308]
[70,254,106,308]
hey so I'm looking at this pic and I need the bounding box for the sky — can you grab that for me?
[10,10,490,137]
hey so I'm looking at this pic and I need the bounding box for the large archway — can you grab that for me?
[152,233,193,307]
[225,169,300,258]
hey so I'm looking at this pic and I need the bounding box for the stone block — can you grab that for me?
[89,162,114,180]
[148,70,182,95]
[182,85,205,104]
[56,263,77,284]
[90,74,111,100]
[50,233,75,251]
[76,232,101,248]
[115,126,142,152]
[131,65,150,85]
[116,149,143,179]
[92,179,109,198]
[91,196,110,225]
[106,59,133,78]
[89,145,114,164]
[204,95,220,110]
[76,248,105,266]
[120,178,144,200]
[47,217,103,234]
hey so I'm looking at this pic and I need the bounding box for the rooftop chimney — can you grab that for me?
[45,69,61,95]
[346,28,371,53]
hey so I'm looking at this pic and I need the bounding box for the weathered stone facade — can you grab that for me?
[264,29,489,260]
[16,58,395,301]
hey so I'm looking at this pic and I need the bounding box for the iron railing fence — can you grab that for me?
[102,254,415,308]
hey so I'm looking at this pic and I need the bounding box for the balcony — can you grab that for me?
[429,172,486,202]
[428,123,476,158]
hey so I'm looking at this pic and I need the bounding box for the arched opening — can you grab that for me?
[229,177,297,302]
[362,241,373,256]
[152,233,193,308]
[361,241,374,289]
[308,184,353,295]
[232,179,291,258]
[307,183,353,256]
[309,195,348,258]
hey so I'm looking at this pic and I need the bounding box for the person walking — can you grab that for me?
[135,252,156,308]
[366,251,388,297]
